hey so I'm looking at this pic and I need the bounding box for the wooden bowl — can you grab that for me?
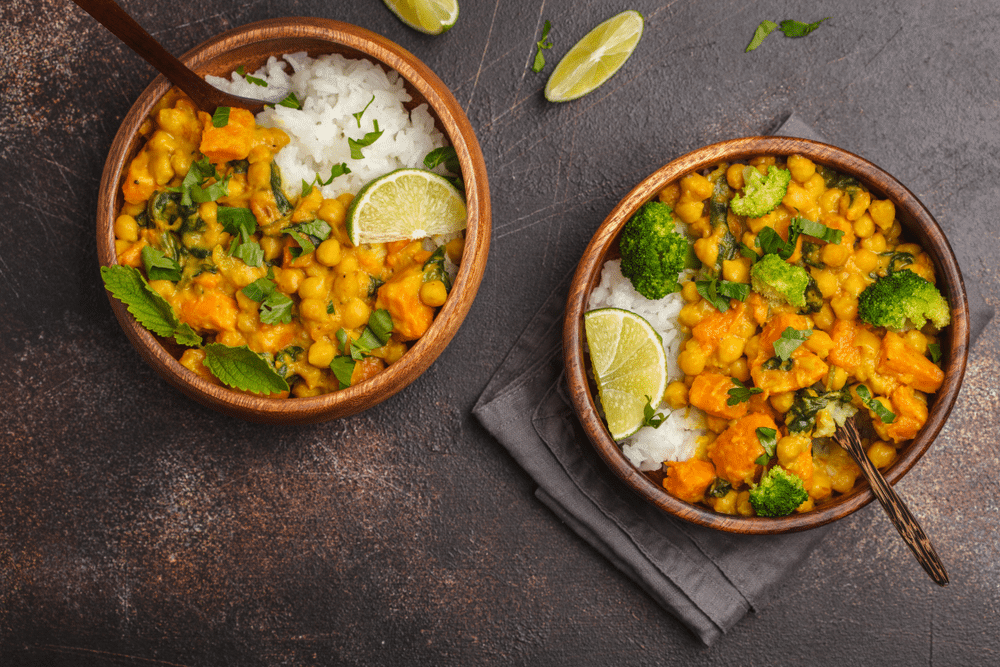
[96,18,490,424]
[563,137,969,534]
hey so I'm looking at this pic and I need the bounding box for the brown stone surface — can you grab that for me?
[2,1,999,665]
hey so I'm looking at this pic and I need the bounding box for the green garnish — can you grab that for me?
[330,356,355,389]
[532,20,554,73]
[316,163,351,186]
[745,20,779,52]
[779,18,830,38]
[236,65,267,87]
[927,343,942,364]
[336,309,394,361]
[173,158,229,207]
[284,219,332,258]
[855,384,896,424]
[301,179,313,197]
[422,246,453,291]
[708,477,732,498]
[218,207,263,267]
[100,265,202,346]
[727,377,763,406]
[348,120,384,159]
[773,327,813,361]
[211,107,230,128]
[738,241,759,263]
[203,343,289,395]
[423,146,463,190]
[696,278,751,313]
[794,217,845,245]
[353,95,375,127]
[277,92,302,109]
[140,246,182,282]
[754,426,778,465]
[641,395,667,429]
[242,275,294,325]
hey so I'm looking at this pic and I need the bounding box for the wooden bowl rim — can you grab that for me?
[96,17,491,424]
[563,136,969,534]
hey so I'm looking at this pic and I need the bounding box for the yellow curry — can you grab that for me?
[113,91,463,396]
[653,155,946,516]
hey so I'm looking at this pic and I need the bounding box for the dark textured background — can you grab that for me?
[2,1,999,665]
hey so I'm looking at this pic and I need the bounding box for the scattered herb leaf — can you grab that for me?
[773,327,813,361]
[856,384,896,424]
[696,279,751,312]
[236,65,267,87]
[927,343,942,364]
[755,426,778,465]
[746,20,779,52]
[641,395,667,429]
[353,95,376,128]
[727,377,763,406]
[424,146,461,174]
[140,246,182,282]
[203,343,288,394]
[708,478,732,498]
[738,241,759,263]
[242,276,294,324]
[779,17,830,38]
[211,107,230,128]
[100,265,202,346]
[348,120,383,159]
[330,356,355,389]
[315,163,351,186]
[277,92,302,109]
[532,20,554,73]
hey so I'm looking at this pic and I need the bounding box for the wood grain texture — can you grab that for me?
[834,418,949,585]
[95,18,491,424]
[563,137,969,535]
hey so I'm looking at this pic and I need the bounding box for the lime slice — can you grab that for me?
[544,10,644,103]
[382,0,459,35]
[347,168,467,245]
[584,308,667,441]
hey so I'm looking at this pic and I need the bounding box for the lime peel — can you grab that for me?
[382,0,459,35]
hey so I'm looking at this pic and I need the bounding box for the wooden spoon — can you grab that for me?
[71,0,276,113]
[834,418,949,586]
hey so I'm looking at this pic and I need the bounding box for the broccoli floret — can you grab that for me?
[619,201,691,300]
[857,270,951,331]
[785,386,856,434]
[730,166,792,218]
[750,466,809,517]
[750,252,810,308]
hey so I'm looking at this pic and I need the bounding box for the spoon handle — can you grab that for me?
[836,419,949,586]
[70,0,264,113]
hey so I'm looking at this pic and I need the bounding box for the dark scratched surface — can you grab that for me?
[3,0,1000,665]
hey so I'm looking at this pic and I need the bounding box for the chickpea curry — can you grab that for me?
[625,155,950,517]
[111,90,464,396]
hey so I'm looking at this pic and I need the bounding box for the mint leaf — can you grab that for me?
[773,327,812,361]
[780,18,830,38]
[746,20,779,52]
[212,107,230,128]
[348,120,383,159]
[856,384,896,424]
[100,265,202,346]
[353,94,375,128]
[727,377,763,406]
[330,356,355,389]
[203,343,288,395]
[532,20,554,73]
[140,246,182,282]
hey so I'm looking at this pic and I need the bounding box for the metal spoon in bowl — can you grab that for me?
[71,0,286,114]
[833,418,949,586]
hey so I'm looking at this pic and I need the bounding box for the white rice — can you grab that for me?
[207,52,447,197]
[587,260,708,470]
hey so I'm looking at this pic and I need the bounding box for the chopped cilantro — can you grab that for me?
[773,327,813,361]
[532,20,554,73]
[211,107,230,128]
[696,279,751,312]
[641,395,667,429]
[755,426,778,465]
[140,246,182,282]
[353,95,375,128]
[856,384,896,424]
[727,377,763,406]
[348,120,383,159]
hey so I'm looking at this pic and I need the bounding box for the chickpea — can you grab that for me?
[678,302,706,328]
[298,276,327,300]
[839,189,871,221]
[709,489,738,515]
[300,298,328,321]
[853,213,875,239]
[318,198,346,227]
[783,182,813,212]
[821,242,851,267]
[680,172,713,200]
[813,304,836,331]
[706,415,729,434]
[868,199,895,230]
[237,312,257,334]
[829,366,848,390]
[681,281,700,303]
[770,391,795,414]
[804,329,834,358]
[717,336,744,364]
[722,257,751,284]
[445,236,465,264]
[308,340,335,368]
[420,280,448,307]
[675,200,704,224]
[114,214,139,242]
[904,330,928,354]
[337,254,359,275]
[842,273,868,298]
[658,182,680,207]
[729,358,750,383]
[726,163,745,190]
[777,434,810,467]
[811,268,838,298]
[855,328,881,359]
[787,154,816,183]
[810,469,832,500]
[341,297,371,329]
[867,441,896,469]
[818,188,843,215]
[830,293,858,321]
[273,267,304,294]
[316,239,342,267]
[736,490,754,516]
[336,192,355,208]
[861,232,887,253]
[678,345,708,376]
[664,381,689,410]
[853,248,879,274]
[744,335,761,360]
[830,468,858,494]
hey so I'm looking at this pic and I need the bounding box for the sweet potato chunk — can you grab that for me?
[199,107,256,163]
[874,385,929,443]
[828,319,862,371]
[709,413,778,488]
[663,458,717,504]
[689,373,748,420]
[877,331,944,393]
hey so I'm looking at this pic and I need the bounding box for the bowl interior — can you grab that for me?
[97,18,490,424]
[564,136,969,534]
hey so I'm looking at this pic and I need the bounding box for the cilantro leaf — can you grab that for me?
[315,163,351,186]
[746,20,779,52]
[242,277,293,324]
[330,356,355,389]
[641,395,667,429]
[727,377,763,406]
[284,220,331,258]
[348,120,383,159]
[927,343,942,364]
[353,95,375,128]
[773,327,813,361]
[203,343,289,395]
[755,426,778,464]
[856,384,896,424]
[277,92,302,109]
[301,179,313,197]
[739,241,760,263]
[532,20,554,73]
[780,18,830,38]
[696,279,750,312]
[794,217,845,245]
[217,206,257,237]
[100,265,202,346]
[236,66,267,87]
[177,158,229,207]
[140,246,182,282]
[212,107,230,128]
[366,309,393,345]
[423,146,461,175]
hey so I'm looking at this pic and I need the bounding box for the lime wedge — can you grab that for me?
[382,0,459,35]
[347,168,467,245]
[584,308,667,441]
[544,10,644,103]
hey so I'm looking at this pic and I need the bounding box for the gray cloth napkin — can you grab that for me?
[473,114,994,645]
